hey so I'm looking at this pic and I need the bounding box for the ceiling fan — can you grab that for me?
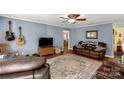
[60,14,86,24]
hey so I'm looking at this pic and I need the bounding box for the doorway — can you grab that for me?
[113,27,124,59]
[63,30,70,54]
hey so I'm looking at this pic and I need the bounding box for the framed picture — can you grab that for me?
[86,30,98,39]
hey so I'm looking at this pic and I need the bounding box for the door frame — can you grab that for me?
[63,30,70,50]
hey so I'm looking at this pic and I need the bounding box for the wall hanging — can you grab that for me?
[86,30,98,39]
[16,26,25,45]
[5,21,15,41]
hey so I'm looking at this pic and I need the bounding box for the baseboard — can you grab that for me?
[105,55,114,58]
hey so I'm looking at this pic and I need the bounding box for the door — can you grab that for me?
[114,27,124,58]
[63,31,70,54]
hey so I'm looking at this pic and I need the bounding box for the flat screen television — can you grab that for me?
[39,37,53,47]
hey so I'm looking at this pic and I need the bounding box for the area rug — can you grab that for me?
[47,54,102,79]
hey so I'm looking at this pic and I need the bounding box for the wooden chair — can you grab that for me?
[0,43,8,55]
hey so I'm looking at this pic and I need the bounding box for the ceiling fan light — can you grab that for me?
[68,19,76,23]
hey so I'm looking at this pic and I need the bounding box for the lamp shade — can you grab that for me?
[68,19,76,23]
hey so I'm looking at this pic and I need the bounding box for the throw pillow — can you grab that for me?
[95,46,106,51]
[75,44,83,48]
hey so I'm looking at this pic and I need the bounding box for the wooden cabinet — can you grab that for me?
[0,43,8,55]
[38,47,55,56]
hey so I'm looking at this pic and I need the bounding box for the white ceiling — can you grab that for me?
[1,14,124,28]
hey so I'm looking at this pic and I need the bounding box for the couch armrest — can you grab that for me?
[34,63,50,79]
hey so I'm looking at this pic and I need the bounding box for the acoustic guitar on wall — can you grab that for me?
[5,21,15,41]
[16,27,25,45]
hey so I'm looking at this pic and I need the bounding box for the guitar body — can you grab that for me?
[5,21,15,41]
[16,36,25,45]
[5,31,15,41]
[16,27,25,45]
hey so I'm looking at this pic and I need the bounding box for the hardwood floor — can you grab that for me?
[45,49,73,59]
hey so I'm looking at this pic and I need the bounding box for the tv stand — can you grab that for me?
[38,46,55,56]
[40,45,53,48]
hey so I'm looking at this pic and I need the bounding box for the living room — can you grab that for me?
[1,14,124,79]
[1,0,124,93]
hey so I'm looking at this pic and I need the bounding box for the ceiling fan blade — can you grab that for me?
[72,21,76,24]
[76,18,86,21]
[60,17,68,19]
[68,14,80,19]
[62,20,68,23]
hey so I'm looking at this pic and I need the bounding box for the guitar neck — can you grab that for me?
[9,21,12,32]
[19,27,22,36]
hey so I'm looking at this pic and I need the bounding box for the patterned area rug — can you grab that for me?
[47,54,102,79]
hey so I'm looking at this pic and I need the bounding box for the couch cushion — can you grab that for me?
[0,57,46,75]
[95,46,106,51]
[74,44,83,48]
[78,41,83,45]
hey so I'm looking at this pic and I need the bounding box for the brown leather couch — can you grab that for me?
[0,57,50,79]
[73,41,107,60]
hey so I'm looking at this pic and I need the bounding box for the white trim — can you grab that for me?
[112,26,115,58]
[69,48,73,50]
[0,15,113,29]
[68,31,70,49]
[105,55,114,58]
[0,15,64,28]
[71,22,113,29]
[0,15,43,24]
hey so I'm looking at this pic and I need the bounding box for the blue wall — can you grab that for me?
[70,23,113,56]
[0,16,64,55]
[0,16,113,57]
[0,17,4,42]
